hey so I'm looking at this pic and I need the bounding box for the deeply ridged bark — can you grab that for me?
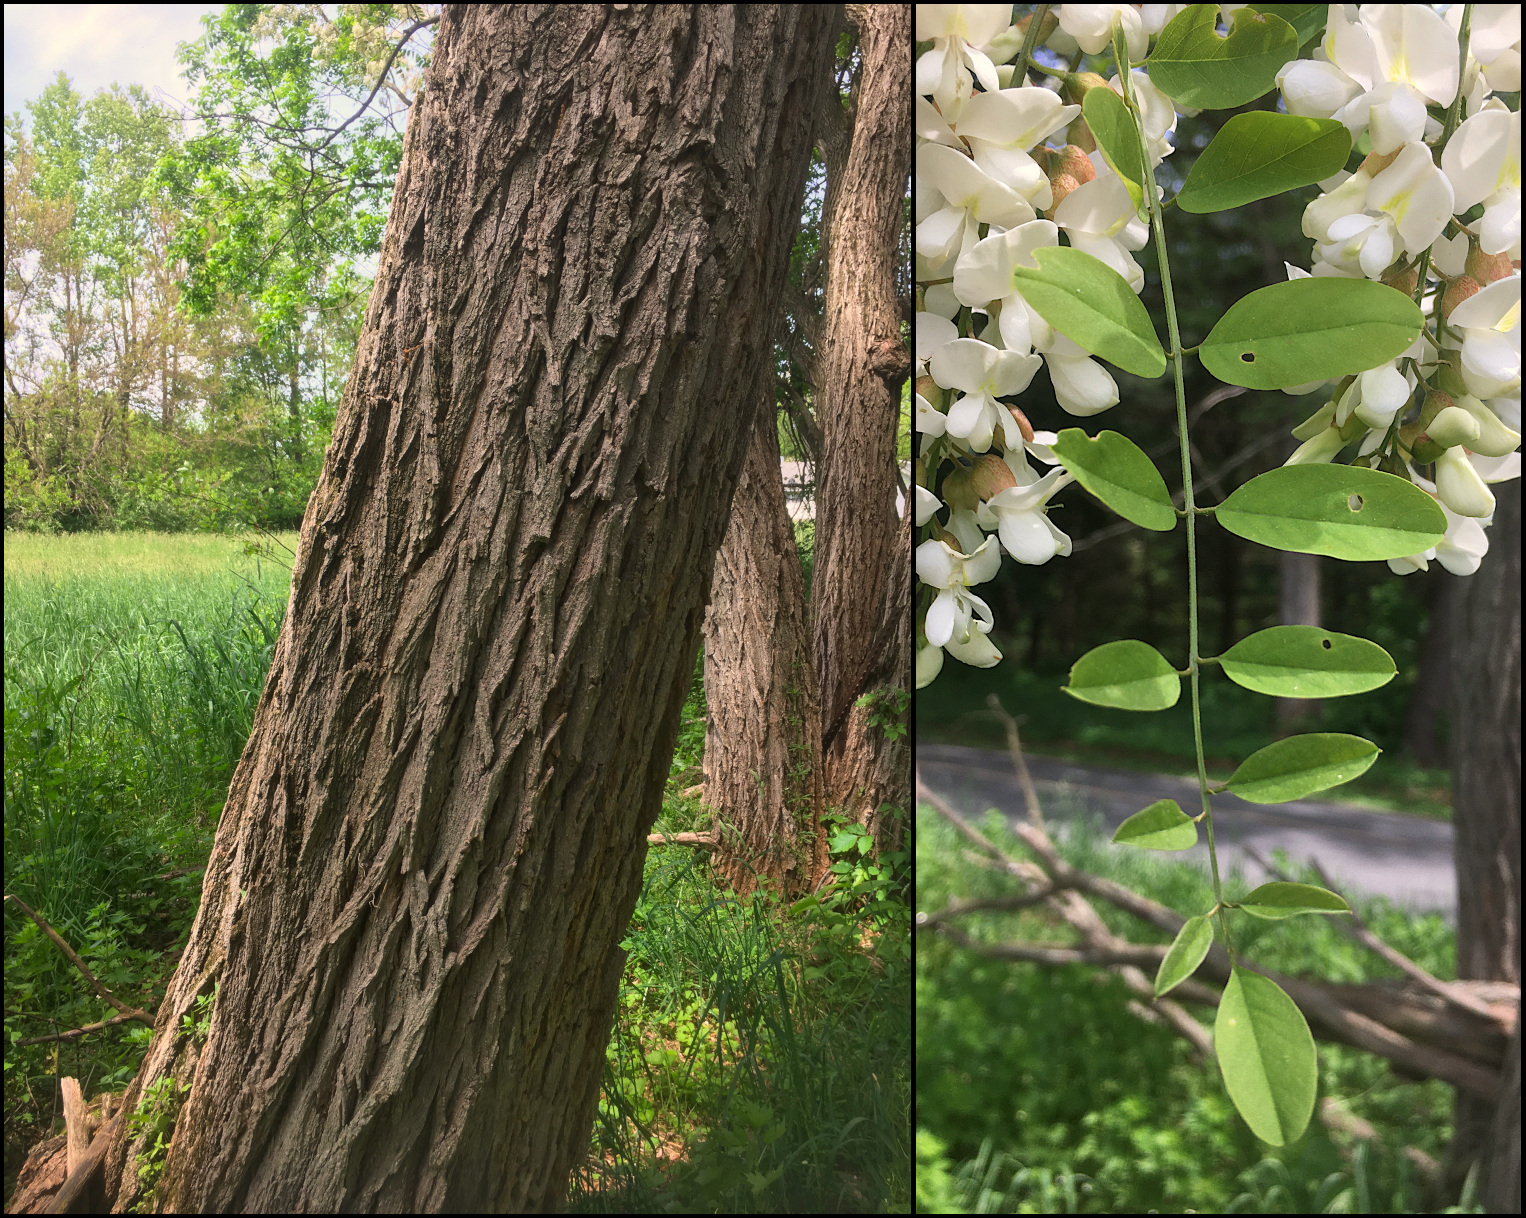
[810,4,912,854]
[702,399,827,898]
[100,6,839,1211]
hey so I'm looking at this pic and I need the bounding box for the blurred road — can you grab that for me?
[917,742,1456,924]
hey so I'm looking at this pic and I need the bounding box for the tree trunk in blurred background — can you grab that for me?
[96,6,839,1211]
[810,3,911,859]
[703,397,827,898]
[1434,478,1521,1213]
[1275,551,1321,733]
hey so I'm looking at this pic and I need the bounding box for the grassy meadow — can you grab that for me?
[3,529,909,1213]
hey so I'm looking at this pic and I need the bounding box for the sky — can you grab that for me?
[4,4,224,127]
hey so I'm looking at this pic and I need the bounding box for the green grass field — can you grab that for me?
[3,530,908,1212]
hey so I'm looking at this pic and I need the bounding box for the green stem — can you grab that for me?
[1014,4,1051,88]
[1112,24,1236,964]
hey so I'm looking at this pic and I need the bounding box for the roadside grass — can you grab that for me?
[2,529,908,1213]
[916,660,1452,820]
[915,797,1473,1215]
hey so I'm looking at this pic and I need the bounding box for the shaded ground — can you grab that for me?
[917,743,1456,923]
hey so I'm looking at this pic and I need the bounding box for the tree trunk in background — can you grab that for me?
[702,399,827,898]
[1433,478,1521,1212]
[1401,571,1454,768]
[100,6,838,1211]
[1275,551,1321,733]
[811,4,911,856]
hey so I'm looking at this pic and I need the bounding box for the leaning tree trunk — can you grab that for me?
[701,391,827,899]
[810,3,912,855]
[1433,478,1521,1213]
[100,6,839,1212]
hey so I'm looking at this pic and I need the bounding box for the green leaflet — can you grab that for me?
[1200,278,1423,390]
[1225,733,1380,803]
[1217,626,1396,697]
[1113,799,1197,850]
[1237,881,1351,920]
[1178,113,1350,213]
[1216,967,1317,1146]
[1063,640,1180,711]
[1010,247,1166,379]
[1147,5,1299,109]
[1156,913,1214,996]
[1216,465,1447,562]
[1050,429,1176,531]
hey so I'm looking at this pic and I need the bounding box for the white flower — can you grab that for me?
[914,483,943,526]
[1058,4,1148,60]
[915,4,1011,118]
[1053,170,1150,292]
[1434,445,1497,517]
[984,465,1077,563]
[956,87,1079,204]
[916,535,1003,649]
[1443,105,1522,258]
[916,142,1036,267]
[1447,276,1523,401]
[928,338,1042,452]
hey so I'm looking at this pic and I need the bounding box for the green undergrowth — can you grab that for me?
[916,663,1452,820]
[915,799,1477,1214]
[3,528,908,1212]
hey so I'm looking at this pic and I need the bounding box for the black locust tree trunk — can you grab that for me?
[702,391,827,898]
[101,5,839,1211]
[810,3,912,855]
[1435,478,1521,1213]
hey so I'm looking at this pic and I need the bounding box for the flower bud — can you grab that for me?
[940,467,979,512]
[1418,389,1455,431]
[1006,403,1036,443]
[1380,262,1418,297]
[916,375,941,406]
[1337,411,1367,442]
[1360,147,1403,176]
[1434,356,1469,397]
[1451,394,1523,457]
[1464,240,1514,285]
[1062,72,1111,106]
[1439,275,1481,324]
[1434,446,1496,518]
[1046,144,1097,212]
[1291,400,1338,440]
[987,9,1061,64]
[970,455,1018,500]
[1425,405,1482,450]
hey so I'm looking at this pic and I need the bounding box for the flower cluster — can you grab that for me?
[915,4,1523,687]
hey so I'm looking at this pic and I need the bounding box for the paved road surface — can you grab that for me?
[917,743,1456,923]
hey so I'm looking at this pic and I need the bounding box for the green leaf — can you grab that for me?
[1216,465,1447,561]
[1156,914,1215,996]
[1178,114,1350,213]
[1246,3,1327,48]
[1225,733,1380,803]
[1051,429,1176,531]
[1063,640,1181,711]
[1082,85,1146,220]
[1010,246,1166,379]
[1200,277,1423,390]
[1216,967,1317,1146]
[1113,799,1197,850]
[1147,5,1300,109]
[1218,626,1396,697]
[1237,882,1351,920]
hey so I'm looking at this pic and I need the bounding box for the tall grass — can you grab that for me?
[3,530,908,1212]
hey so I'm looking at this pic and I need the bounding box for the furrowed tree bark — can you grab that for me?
[701,390,827,898]
[99,5,839,1212]
[810,3,912,856]
[1434,478,1521,1213]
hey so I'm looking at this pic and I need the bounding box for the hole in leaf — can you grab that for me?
[1321,638,1333,650]
[1239,351,1255,363]
[1348,494,1364,511]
